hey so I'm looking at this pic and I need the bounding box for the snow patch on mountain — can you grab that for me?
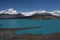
[49,10,60,16]
[21,9,47,16]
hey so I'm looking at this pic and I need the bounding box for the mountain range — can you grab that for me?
[0,8,60,19]
[0,8,60,16]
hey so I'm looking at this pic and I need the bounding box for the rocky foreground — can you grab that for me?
[0,26,43,40]
[12,33,60,40]
[0,27,60,40]
[0,26,60,40]
[0,32,60,40]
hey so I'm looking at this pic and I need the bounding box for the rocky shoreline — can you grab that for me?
[0,32,60,40]
[0,26,60,40]
[11,33,60,40]
[28,15,60,20]
[0,26,43,40]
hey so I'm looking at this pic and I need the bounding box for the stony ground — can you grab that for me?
[0,33,60,40]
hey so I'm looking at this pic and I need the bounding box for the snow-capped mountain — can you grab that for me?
[0,8,60,16]
[31,9,52,16]
[49,10,60,16]
[20,9,48,16]
[0,8,18,14]
[21,9,60,16]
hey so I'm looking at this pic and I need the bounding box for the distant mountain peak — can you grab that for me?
[0,8,18,14]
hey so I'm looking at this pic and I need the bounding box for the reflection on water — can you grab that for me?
[0,19,60,34]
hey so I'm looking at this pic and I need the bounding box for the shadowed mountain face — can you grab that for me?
[0,12,60,19]
[0,13,24,19]
[31,13,52,16]
[0,13,60,19]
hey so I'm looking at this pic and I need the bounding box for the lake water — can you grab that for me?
[0,19,60,34]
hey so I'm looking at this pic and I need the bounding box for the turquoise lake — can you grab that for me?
[0,19,60,34]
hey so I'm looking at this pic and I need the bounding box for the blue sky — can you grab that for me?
[0,0,60,12]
